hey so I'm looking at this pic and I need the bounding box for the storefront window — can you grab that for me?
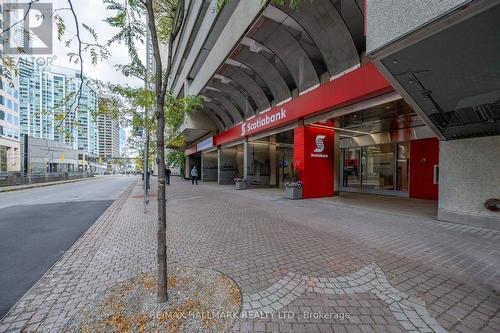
[247,138,270,187]
[276,145,294,187]
[275,130,294,187]
[362,144,395,191]
[219,144,244,183]
[342,143,410,193]
[343,148,361,188]
[396,142,409,191]
[202,150,218,182]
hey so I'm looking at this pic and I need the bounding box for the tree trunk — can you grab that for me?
[145,0,169,303]
[155,98,167,303]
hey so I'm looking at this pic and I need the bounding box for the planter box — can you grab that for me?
[286,186,303,200]
[235,181,247,190]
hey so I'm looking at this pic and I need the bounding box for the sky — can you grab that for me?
[49,0,147,156]
[50,0,146,87]
[5,0,147,156]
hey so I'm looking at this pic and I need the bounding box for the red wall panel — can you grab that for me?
[294,125,335,198]
[410,138,439,200]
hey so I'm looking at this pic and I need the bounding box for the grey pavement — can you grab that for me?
[0,177,499,332]
[0,175,135,210]
[0,175,136,319]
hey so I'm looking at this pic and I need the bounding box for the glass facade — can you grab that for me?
[247,138,271,187]
[342,142,410,194]
[396,142,409,192]
[215,130,295,186]
[202,150,218,181]
[343,148,361,188]
[362,144,395,191]
[219,144,244,184]
[274,130,294,187]
[247,129,295,187]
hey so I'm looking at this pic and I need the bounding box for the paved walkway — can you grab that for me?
[1,178,499,332]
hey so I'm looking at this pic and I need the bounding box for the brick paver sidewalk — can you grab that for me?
[1,178,499,332]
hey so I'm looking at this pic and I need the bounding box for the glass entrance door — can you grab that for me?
[362,144,395,191]
[396,142,409,191]
[342,142,409,195]
[276,145,294,187]
[343,148,361,188]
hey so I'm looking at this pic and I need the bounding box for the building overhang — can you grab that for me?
[172,111,217,150]
[367,0,500,140]
[194,0,366,133]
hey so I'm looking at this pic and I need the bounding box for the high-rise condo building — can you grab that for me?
[18,59,99,156]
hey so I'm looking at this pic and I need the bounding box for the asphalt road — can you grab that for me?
[0,175,137,318]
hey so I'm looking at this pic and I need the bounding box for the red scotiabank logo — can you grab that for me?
[240,108,287,136]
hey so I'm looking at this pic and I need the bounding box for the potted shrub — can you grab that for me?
[234,177,247,190]
[285,181,303,199]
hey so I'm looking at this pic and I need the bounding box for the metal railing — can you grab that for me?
[0,171,94,187]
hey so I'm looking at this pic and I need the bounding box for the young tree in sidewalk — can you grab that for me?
[104,0,201,302]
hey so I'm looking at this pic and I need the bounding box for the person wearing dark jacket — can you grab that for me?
[165,167,171,185]
[190,166,198,185]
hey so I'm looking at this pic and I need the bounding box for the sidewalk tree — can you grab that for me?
[103,0,201,302]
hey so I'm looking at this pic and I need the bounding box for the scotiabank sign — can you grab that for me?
[241,108,287,136]
[214,64,393,147]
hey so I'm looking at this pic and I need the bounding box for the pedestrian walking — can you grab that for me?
[165,166,171,185]
[190,166,198,185]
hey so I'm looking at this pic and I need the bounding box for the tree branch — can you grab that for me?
[55,0,85,132]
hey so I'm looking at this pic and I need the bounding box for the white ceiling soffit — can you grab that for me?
[225,58,250,70]
[240,37,270,54]
[205,86,221,92]
[213,74,232,84]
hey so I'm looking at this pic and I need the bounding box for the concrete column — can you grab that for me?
[269,135,277,186]
[184,155,190,180]
[217,147,221,185]
[243,139,248,180]
[200,153,204,182]
[333,132,341,196]
[438,135,500,230]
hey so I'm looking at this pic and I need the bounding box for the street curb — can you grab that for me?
[0,176,103,193]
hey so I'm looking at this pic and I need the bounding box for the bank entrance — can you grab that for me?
[217,129,295,188]
[247,129,294,188]
[328,98,439,199]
